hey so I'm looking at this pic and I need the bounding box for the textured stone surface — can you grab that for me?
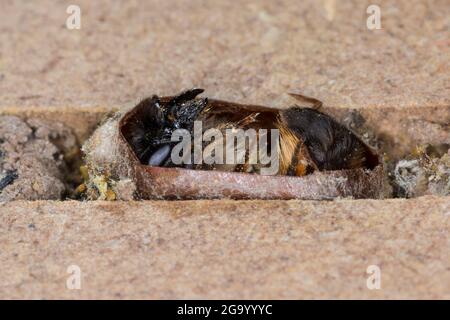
[0,0,448,110]
[0,116,77,201]
[0,197,449,299]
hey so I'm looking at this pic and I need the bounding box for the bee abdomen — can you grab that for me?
[281,107,376,171]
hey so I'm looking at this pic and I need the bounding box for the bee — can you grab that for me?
[122,89,378,176]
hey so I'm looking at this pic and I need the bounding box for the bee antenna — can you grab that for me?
[171,88,205,105]
[149,95,163,110]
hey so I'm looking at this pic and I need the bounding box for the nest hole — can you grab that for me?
[0,105,448,201]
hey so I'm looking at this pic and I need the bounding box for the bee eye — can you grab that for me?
[148,144,171,166]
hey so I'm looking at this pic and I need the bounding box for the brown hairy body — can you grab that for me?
[197,104,316,176]
[123,89,378,176]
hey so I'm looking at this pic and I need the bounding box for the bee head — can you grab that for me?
[165,88,208,130]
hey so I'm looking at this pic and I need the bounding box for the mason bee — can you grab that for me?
[123,89,378,177]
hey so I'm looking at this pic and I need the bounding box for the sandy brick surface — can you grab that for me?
[0,0,448,110]
[0,197,449,299]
